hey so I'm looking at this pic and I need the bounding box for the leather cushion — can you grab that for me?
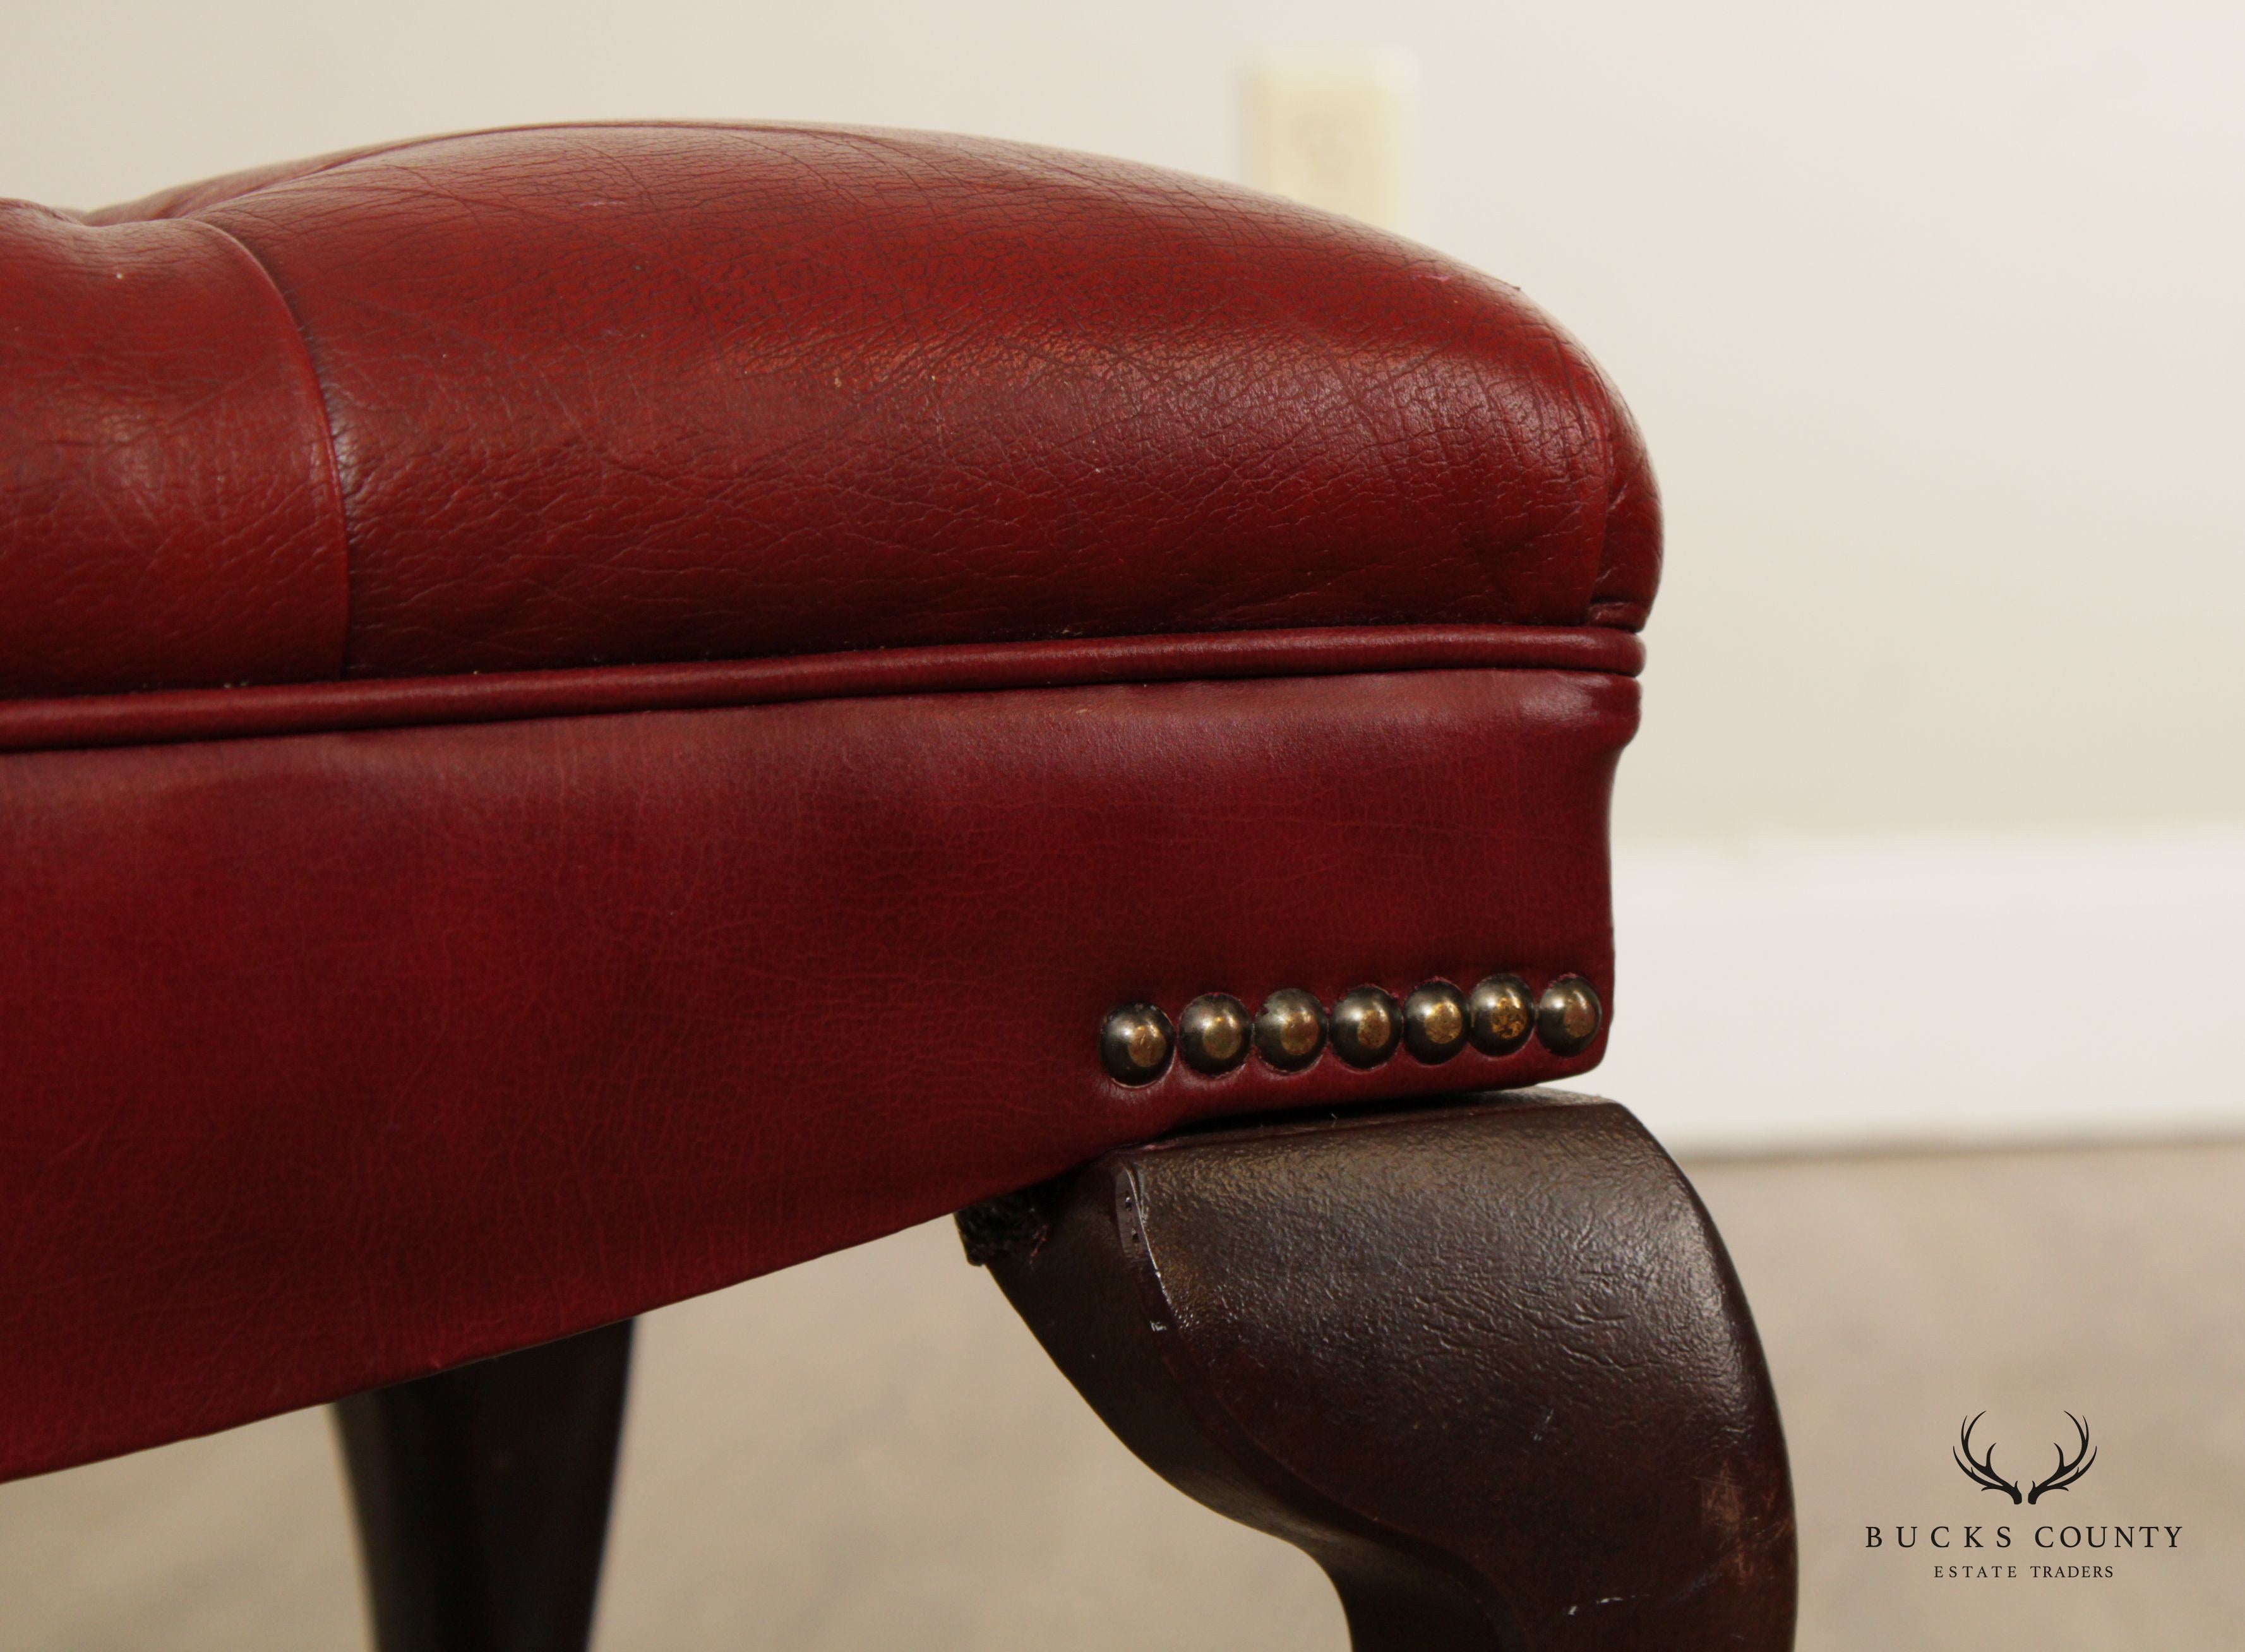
[0,205,347,698]
[1,123,1658,697]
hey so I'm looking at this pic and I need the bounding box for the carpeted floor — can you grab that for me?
[3,1134,2238,1650]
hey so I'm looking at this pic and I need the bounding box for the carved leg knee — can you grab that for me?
[331,1319,634,1652]
[962,1091,1795,1651]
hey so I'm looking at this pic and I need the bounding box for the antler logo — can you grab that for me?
[1953,1412,2097,1504]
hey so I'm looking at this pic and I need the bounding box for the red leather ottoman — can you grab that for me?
[0,124,1792,1649]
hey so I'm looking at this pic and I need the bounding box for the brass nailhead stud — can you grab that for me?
[1254,988,1327,1070]
[1099,1003,1175,1086]
[1468,974,1534,1055]
[1403,981,1470,1063]
[1535,975,1603,1056]
[1330,986,1402,1068]
[1178,993,1252,1075]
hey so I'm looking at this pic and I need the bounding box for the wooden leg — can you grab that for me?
[331,1320,635,1652]
[961,1091,1795,1651]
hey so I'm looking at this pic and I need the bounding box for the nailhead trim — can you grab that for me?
[1101,974,1601,1085]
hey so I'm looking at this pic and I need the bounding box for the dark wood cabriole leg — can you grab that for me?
[961,1091,1795,1652]
[330,1319,635,1652]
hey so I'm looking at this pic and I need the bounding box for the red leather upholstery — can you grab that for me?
[0,205,345,698]
[0,125,1658,1480]
[6,123,1655,698]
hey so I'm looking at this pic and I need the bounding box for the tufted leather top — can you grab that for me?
[1,123,1657,701]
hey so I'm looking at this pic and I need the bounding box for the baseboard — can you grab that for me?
[1596,828,2245,1154]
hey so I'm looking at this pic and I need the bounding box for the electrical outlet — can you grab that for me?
[1243,49,1418,234]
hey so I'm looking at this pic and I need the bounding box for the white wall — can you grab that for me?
[8,0,2241,1143]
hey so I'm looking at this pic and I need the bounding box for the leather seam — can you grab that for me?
[0,626,1641,755]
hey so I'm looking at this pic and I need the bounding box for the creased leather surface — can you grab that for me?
[0,205,347,697]
[4,121,1661,695]
[0,666,1632,1481]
